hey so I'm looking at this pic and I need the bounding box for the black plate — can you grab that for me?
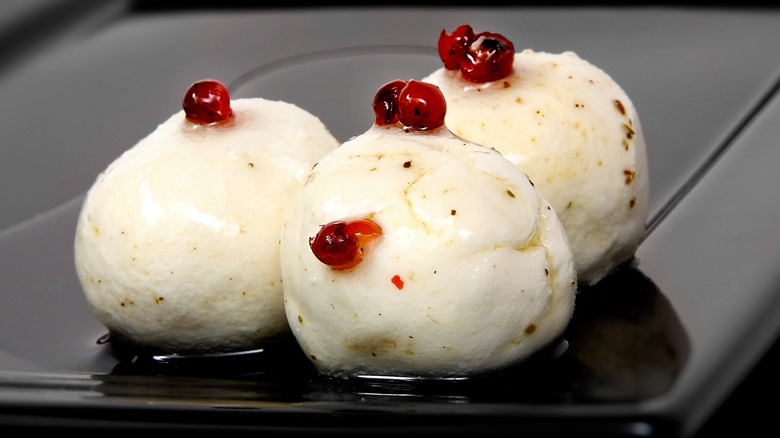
[2,5,780,436]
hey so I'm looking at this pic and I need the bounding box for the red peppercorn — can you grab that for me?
[396,80,447,131]
[309,219,383,270]
[460,32,515,83]
[372,80,447,131]
[438,24,475,70]
[372,79,407,125]
[182,80,234,125]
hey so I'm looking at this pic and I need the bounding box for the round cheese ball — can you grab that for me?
[424,49,649,286]
[280,124,577,379]
[74,97,339,354]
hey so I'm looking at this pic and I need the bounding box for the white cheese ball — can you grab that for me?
[423,50,649,286]
[280,125,577,378]
[74,98,339,354]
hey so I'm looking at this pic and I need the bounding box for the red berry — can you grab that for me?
[438,24,475,70]
[182,80,234,125]
[309,219,383,270]
[372,80,447,131]
[460,32,515,83]
[373,79,408,125]
[437,25,515,83]
[396,80,447,131]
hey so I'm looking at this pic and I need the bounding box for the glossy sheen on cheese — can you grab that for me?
[280,125,577,378]
[74,98,339,354]
[423,50,649,285]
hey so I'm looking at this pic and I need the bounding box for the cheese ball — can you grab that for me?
[424,28,649,286]
[74,83,339,354]
[281,81,576,378]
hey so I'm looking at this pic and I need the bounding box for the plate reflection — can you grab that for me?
[97,261,689,407]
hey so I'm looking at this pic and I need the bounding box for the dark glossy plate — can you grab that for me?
[2,5,780,436]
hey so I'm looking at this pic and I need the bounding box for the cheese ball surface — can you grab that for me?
[281,125,577,378]
[424,49,649,285]
[74,98,339,354]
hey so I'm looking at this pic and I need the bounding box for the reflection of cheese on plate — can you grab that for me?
[424,31,649,286]
[280,80,577,378]
[74,85,339,354]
